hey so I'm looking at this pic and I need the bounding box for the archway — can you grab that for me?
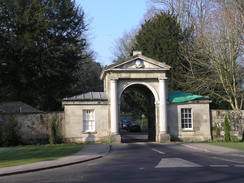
[119,84,156,143]
[103,52,171,143]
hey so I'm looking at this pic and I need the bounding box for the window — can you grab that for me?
[181,108,192,130]
[83,110,95,132]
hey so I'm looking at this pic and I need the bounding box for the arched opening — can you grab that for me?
[119,84,156,143]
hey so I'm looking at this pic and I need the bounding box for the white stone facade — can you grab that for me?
[62,53,211,143]
[168,102,211,141]
[63,101,109,142]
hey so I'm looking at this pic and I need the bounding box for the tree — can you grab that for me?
[150,0,214,31]
[49,115,58,144]
[224,114,231,142]
[120,86,149,117]
[112,30,137,62]
[0,0,90,110]
[135,12,184,90]
[71,57,103,96]
[113,12,186,121]
[180,1,244,110]
[151,0,243,110]
[0,116,21,146]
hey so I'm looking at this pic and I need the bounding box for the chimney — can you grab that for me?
[132,51,142,56]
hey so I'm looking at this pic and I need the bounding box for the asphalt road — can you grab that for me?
[1,143,244,183]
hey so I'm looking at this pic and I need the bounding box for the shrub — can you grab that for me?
[230,135,239,142]
[224,114,231,142]
[49,115,57,144]
[0,116,21,146]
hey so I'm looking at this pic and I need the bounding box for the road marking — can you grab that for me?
[152,148,166,155]
[211,156,244,164]
[87,163,97,166]
[182,144,209,152]
[234,165,244,167]
[209,165,229,167]
[139,167,145,170]
[229,154,244,158]
[155,158,202,168]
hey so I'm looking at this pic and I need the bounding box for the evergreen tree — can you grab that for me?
[224,114,231,142]
[119,13,185,119]
[71,58,103,96]
[135,12,184,90]
[0,0,90,110]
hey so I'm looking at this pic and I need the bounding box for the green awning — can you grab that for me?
[168,91,209,103]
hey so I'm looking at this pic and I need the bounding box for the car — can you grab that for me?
[120,119,130,130]
[120,119,141,132]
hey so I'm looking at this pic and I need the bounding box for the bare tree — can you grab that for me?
[150,0,244,110]
[112,29,138,61]
[150,0,214,31]
[181,1,243,110]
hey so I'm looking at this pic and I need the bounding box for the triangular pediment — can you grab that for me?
[113,58,158,69]
[112,55,170,70]
[100,54,171,79]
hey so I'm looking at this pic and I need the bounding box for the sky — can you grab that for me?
[77,0,150,66]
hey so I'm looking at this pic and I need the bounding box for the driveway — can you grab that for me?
[1,143,244,183]
[120,130,148,143]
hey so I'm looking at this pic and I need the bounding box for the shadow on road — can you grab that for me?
[120,130,149,143]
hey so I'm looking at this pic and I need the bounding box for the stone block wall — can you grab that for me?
[63,103,109,143]
[211,110,244,140]
[0,112,64,144]
[168,102,211,142]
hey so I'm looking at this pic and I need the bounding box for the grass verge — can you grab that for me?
[208,142,244,151]
[0,144,84,168]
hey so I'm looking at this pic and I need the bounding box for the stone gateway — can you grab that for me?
[62,52,211,143]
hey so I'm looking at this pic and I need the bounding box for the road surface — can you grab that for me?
[1,143,244,183]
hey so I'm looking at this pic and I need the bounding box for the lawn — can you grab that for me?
[0,144,84,168]
[208,142,244,151]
